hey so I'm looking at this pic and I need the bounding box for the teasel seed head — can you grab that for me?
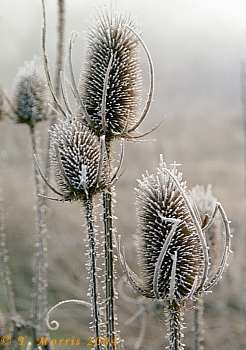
[49,117,110,202]
[135,159,205,302]
[79,9,143,140]
[191,184,224,278]
[13,58,48,127]
[118,156,231,304]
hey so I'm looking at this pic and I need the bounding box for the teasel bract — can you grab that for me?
[118,155,231,349]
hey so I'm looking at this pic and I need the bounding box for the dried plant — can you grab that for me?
[77,8,154,349]
[39,2,154,348]
[12,58,48,127]
[118,156,231,349]
[190,184,226,350]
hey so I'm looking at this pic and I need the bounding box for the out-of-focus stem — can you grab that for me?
[194,296,204,350]
[0,170,17,317]
[30,126,47,341]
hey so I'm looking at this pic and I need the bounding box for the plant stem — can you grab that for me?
[43,0,66,188]
[166,301,184,350]
[30,126,47,342]
[103,189,116,349]
[0,170,17,317]
[84,197,101,350]
[194,296,204,350]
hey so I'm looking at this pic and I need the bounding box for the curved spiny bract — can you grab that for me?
[135,160,205,303]
[49,117,110,202]
[79,9,142,141]
[13,58,48,127]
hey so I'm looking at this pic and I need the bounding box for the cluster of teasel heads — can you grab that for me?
[0,1,232,350]
[40,3,154,350]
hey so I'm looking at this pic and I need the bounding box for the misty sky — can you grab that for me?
[1,0,246,119]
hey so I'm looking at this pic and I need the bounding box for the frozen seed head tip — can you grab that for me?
[79,9,142,139]
[50,117,110,202]
[13,57,48,127]
[136,159,205,302]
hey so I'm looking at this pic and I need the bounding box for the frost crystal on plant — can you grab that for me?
[13,58,48,127]
[79,10,142,139]
[135,159,205,301]
[50,117,110,201]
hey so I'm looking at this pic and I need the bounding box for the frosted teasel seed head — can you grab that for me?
[191,185,225,278]
[49,117,111,202]
[135,160,205,302]
[78,9,145,140]
[118,155,231,304]
[13,57,48,127]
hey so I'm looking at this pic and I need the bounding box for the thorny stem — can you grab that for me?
[84,197,101,350]
[194,296,204,350]
[165,301,185,350]
[30,126,47,342]
[103,190,116,349]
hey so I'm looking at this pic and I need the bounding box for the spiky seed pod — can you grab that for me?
[191,184,223,278]
[50,117,110,201]
[13,58,48,127]
[135,159,205,302]
[79,9,142,140]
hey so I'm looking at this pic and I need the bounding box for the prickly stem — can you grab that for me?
[165,301,185,350]
[103,189,116,349]
[84,197,101,350]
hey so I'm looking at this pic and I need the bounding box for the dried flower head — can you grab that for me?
[135,159,205,302]
[48,117,111,202]
[78,9,153,140]
[191,184,224,279]
[118,156,231,304]
[13,58,48,127]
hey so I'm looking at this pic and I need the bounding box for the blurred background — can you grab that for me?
[0,0,246,348]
